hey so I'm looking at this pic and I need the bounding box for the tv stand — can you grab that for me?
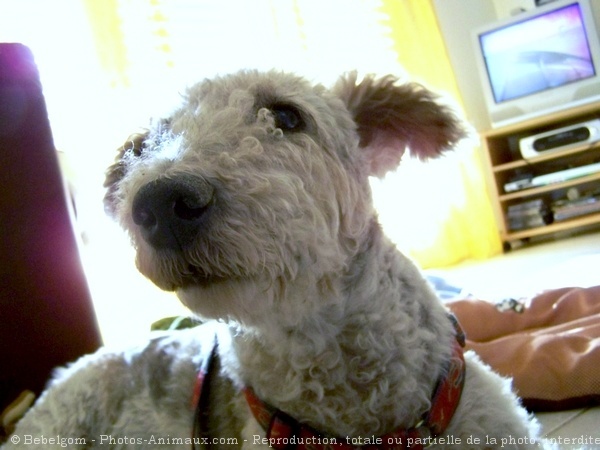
[481,101,600,250]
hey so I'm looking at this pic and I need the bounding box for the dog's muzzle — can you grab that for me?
[132,175,214,250]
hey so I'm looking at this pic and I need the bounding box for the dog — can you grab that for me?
[4,70,544,449]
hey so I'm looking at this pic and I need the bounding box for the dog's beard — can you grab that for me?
[177,275,273,322]
[177,269,343,330]
[133,241,270,292]
[129,201,348,292]
[132,232,346,328]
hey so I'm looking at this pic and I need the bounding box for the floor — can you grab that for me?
[427,231,600,302]
[428,231,600,450]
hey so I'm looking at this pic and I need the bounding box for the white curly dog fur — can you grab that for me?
[4,71,545,449]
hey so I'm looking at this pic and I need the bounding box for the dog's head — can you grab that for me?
[104,70,464,325]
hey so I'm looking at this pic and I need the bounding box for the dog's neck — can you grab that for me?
[230,227,455,438]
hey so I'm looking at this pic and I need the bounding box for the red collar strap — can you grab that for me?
[244,314,466,450]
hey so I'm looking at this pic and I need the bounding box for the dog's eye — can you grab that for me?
[124,133,148,157]
[131,143,145,157]
[271,105,304,132]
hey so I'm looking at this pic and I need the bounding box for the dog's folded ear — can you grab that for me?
[103,130,149,216]
[333,72,466,178]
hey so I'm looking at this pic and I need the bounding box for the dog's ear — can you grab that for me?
[333,72,465,178]
[103,130,148,216]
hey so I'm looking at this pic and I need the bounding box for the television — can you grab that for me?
[472,0,600,128]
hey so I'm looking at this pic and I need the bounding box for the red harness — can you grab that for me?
[193,315,466,450]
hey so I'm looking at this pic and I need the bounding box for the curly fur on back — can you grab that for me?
[4,70,545,449]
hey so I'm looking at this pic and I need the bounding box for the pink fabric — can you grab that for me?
[447,286,600,410]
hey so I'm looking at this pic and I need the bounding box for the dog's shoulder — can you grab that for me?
[7,321,236,446]
[51,320,222,389]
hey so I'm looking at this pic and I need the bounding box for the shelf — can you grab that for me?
[498,171,600,202]
[492,141,600,173]
[504,212,600,241]
[481,100,600,250]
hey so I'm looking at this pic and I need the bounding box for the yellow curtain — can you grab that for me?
[82,0,129,88]
[378,0,502,267]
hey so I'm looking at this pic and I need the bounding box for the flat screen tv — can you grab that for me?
[472,0,600,128]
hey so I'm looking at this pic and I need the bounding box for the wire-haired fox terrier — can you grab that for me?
[5,70,544,449]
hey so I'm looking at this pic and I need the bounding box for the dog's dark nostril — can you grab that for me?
[132,175,214,250]
[173,196,208,221]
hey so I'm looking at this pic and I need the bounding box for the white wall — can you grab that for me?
[432,0,496,131]
[492,0,536,18]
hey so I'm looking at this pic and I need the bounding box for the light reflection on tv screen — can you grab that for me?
[480,3,596,103]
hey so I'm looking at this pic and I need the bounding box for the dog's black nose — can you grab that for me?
[132,175,214,250]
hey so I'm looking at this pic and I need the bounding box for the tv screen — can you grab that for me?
[478,2,597,104]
